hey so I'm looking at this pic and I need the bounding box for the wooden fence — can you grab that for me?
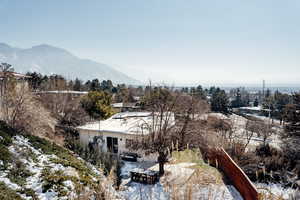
[209,148,259,200]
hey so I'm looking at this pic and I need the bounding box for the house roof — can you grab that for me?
[111,102,139,108]
[35,90,88,95]
[0,71,31,79]
[239,106,271,112]
[77,112,175,136]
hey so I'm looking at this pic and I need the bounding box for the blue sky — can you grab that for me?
[1,0,300,85]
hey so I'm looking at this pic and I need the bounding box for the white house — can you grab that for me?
[111,102,140,112]
[77,112,175,154]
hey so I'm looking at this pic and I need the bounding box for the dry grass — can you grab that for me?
[162,149,229,200]
[188,166,223,186]
[169,183,233,200]
[258,190,285,200]
[258,187,299,200]
[171,149,223,186]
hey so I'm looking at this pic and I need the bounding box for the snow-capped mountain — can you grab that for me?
[0,43,140,85]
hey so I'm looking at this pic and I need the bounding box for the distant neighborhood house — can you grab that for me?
[235,106,271,117]
[35,90,89,99]
[111,102,141,112]
[0,71,31,92]
[0,71,31,80]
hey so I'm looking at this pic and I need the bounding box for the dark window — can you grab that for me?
[107,137,118,153]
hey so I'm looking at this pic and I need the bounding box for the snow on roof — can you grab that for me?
[111,102,139,108]
[239,106,262,111]
[239,106,271,112]
[77,112,175,135]
[0,71,31,79]
[112,112,151,118]
[112,103,123,108]
[36,90,88,95]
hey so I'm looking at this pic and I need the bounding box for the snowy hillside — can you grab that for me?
[0,122,123,200]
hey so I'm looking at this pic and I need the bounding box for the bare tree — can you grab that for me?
[0,63,14,121]
[173,93,209,149]
[208,116,231,140]
[260,122,274,147]
[5,82,57,138]
[0,64,58,142]
[131,86,209,175]
[243,120,258,151]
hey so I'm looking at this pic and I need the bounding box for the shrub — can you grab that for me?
[17,188,38,200]
[7,160,33,186]
[41,168,76,196]
[0,182,22,200]
[0,144,12,169]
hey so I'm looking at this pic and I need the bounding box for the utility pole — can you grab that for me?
[262,80,265,99]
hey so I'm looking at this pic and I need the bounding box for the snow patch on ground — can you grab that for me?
[121,182,169,200]
[7,135,70,200]
[190,184,243,200]
[0,172,21,191]
[150,162,196,185]
[256,183,300,199]
[119,161,243,200]
[119,161,169,200]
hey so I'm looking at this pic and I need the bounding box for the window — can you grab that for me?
[107,137,118,153]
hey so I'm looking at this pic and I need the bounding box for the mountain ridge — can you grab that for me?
[0,43,141,85]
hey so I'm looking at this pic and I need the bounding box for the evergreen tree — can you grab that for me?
[210,88,229,113]
[194,85,206,100]
[209,86,216,95]
[73,78,82,91]
[190,87,196,95]
[84,80,91,91]
[90,79,101,91]
[253,98,259,107]
[231,88,244,108]
[26,72,43,90]
[274,91,291,123]
[100,80,113,92]
[80,91,114,119]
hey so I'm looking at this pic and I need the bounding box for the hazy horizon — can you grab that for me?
[1,0,300,85]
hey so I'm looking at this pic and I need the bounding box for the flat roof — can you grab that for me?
[77,112,175,135]
[239,106,271,112]
[0,72,31,79]
[111,102,140,108]
[35,90,88,94]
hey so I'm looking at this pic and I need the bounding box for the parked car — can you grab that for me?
[120,152,139,162]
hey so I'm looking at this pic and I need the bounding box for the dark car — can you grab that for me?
[120,152,139,162]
